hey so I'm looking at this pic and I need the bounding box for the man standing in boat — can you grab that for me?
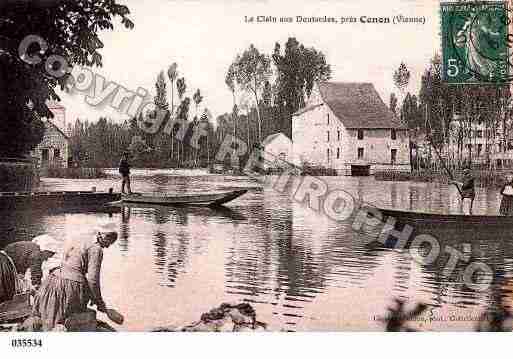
[119,151,132,195]
[451,168,475,215]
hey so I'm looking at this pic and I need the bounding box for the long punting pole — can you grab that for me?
[424,104,463,197]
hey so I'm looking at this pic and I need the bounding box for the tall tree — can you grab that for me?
[231,45,271,142]
[390,93,398,116]
[0,1,134,156]
[154,71,168,110]
[192,89,204,165]
[393,62,411,92]
[167,63,178,112]
[193,89,203,117]
[272,37,331,137]
[167,63,178,163]
[176,77,187,164]
[225,63,238,138]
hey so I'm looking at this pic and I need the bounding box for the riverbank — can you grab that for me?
[3,302,266,332]
[41,167,107,179]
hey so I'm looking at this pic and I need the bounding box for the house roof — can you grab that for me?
[45,120,70,140]
[293,103,323,116]
[296,81,406,129]
[261,132,290,147]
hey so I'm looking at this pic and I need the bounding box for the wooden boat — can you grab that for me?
[377,207,513,229]
[120,189,247,206]
[0,189,120,211]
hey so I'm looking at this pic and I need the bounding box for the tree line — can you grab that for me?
[69,37,332,169]
[390,55,512,171]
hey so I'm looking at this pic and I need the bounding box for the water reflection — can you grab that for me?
[1,174,512,330]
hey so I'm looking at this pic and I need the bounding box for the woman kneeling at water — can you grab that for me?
[33,224,118,330]
[0,236,58,303]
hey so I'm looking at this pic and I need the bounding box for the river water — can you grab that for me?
[2,169,513,331]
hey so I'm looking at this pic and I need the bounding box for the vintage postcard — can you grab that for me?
[1,0,513,351]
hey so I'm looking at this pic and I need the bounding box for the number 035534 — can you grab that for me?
[11,338,43,347]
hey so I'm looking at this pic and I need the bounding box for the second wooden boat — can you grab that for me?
[377,207,513,228]
[120,189,247,206]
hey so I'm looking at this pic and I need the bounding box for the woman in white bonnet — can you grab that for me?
[32,222,119,330]
[1,235,59,301]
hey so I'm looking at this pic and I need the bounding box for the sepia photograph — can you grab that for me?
[1,0,513,355]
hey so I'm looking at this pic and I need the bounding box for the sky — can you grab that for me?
[57,0,441,126]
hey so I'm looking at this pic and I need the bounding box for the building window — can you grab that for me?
[337,130,341,141]
[327,131,330,142]
[327,148,330,162]
[477,144,482,155]
[327,113,329,125]
[391,129,397,140]
[337,148,340,159]
[476,130,483,138]
[357,129,364,140]
[54,148,61,159]
[391,149,397,164]
[42,149,49,162]
[358,147,364,159]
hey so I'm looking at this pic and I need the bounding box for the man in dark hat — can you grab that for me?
[119,151,132,194]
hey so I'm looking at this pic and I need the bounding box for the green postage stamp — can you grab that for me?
[441,1,510,84]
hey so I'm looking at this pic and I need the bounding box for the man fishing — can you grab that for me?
[451,168,475,215]
[119,151,132,194]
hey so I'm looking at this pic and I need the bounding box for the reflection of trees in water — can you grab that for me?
[225,202,274,298]
[372,226,513,312]
[0,207,119,248]
[151,207,189,287]
[391,253,412,299]
[0,209,53,246]
[121,205,190,287]
[118,207,131,252]
[225,189,388,329]
[153,231,167,270]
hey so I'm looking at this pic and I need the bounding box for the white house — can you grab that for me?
[292,81,411,175]
[260,132,293,171]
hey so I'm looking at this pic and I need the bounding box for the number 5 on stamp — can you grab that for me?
[441,1,510,84]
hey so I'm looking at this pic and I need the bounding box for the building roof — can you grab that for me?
[45,120,70,140]
[261,132,291,147]
[296,81,406,129]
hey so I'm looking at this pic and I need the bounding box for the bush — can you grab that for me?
[0,159,38,191]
